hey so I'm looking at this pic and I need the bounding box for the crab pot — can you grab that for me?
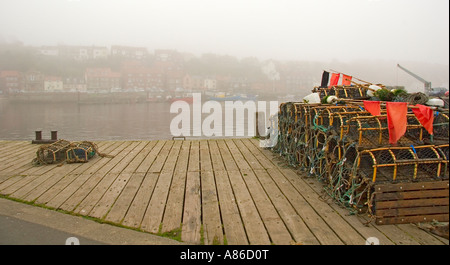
[423,113,449,144]
[66,141,96,163]
[356,145,448,183]
[35,139,71,164]
[314,85,368,99]
[346,114,427,148]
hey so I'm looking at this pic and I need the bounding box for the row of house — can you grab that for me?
[0,66,263,94]
[0,70,86,93]
[37,45,149,61]
[1,44,315,95]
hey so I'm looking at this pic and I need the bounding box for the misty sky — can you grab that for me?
[0,0,448,65]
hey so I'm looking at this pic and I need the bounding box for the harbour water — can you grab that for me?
[0,100,274,141]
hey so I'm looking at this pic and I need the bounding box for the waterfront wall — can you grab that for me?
[7,92,149,104]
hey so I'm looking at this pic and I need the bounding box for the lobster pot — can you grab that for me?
[436,144,449,179]
[423,112,449,144]
[345,115,427,148]
[311,105,362,128]
[356,146,449,183]
[314,85,368,100]
[330,111,372,140]
[35,140,71,164]
[323,136,343,183]
[66,141,96,163]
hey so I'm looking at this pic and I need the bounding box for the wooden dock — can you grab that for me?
[0,139,448,245]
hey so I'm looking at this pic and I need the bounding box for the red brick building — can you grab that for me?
[121,61,164,91]
[85,68,121,91]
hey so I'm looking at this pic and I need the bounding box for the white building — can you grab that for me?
[44,77,64,92]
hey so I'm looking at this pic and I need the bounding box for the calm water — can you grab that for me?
[0,100,273,141]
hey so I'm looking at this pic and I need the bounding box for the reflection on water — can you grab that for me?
[0,100,273,141]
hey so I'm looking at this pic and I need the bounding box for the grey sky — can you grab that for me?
[0,0,448,64]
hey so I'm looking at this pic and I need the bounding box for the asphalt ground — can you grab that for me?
[0,198,183,245]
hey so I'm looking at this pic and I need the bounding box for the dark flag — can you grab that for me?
[320,71,330,88]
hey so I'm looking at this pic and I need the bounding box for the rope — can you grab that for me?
[406,92,429,105]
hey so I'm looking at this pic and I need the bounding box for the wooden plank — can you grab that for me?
[243,169,293,245]
[89,173,133,219]
[376,214,449,225]
[0,149,38,173]
[220,139,271,244]
[228,169,271,245]
[134,140,165,173]
[240,138,276,169]
[253,168,319,245]
[216,140,239,171]
[376,198,449,209]
[376,206,449,217]
[174,141,191,173]
[104,172,146,224]
[208,140,225,171]
[0,141,27,152]
[375,190,449,201]
[11,167,75,201]
[74,141,143,215]
[375,181,449,193]
[233,139,265,170]
[0,174,41,196]
[0,143,36,164]
[280,167,367,245]
[141,141,181,232]
[0,174,15,185]
[266,168,344,245]
[161,141,190,232]
[122,172,159,228]
[397,224,448,245]
[200,140,212,172]
[224,139,251,170]
[214,170,248,245]
[181,171,202,244]
[161,171,187,232]
[303,174,396,245]
[200,170,224,245]
[121,141,155,174]
[38,141,123,207]
[140,172,174,233]
[39,173,89,207]
[162,140,182,173]
[188,140,200,172]
[0,141,30,155]
[148,141,174,173]
[7,142,112,201]
[89,141,151,219]
[56,141,133,211]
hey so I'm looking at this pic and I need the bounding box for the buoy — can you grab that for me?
[426,98,444,107]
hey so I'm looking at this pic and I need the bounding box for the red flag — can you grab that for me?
[328,73,340,88]
[363,100,381,116]
[386,102,408,145]
[342,74,352,86]
[412,104,434,135]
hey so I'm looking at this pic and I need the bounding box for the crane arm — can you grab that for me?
[397,64,432,92]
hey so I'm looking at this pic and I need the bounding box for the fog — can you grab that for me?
[0,0,448,64]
